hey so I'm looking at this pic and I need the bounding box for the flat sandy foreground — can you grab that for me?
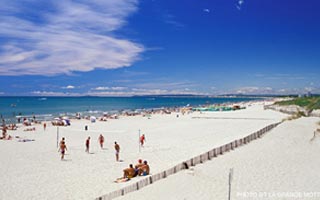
[1,101,319,200]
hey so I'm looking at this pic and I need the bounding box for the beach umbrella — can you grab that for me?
[90,116,96,123]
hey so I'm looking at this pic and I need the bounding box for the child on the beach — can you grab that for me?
[85,137,90,153]
[114,141,120,161]
[98,134,104,149]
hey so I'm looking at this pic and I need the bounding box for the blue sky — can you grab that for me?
[0,0,319,96]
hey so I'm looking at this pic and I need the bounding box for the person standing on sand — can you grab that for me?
[98,134,104,149]
[43,122,46,131]
[59,137,65,148]
[140,134,146,147]
[59,141,67,160]
[85,137,90,153]
[114,141,120,161]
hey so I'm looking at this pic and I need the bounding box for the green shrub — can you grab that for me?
[275,97,320,111]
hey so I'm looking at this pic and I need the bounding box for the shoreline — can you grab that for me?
[0,96,270,123]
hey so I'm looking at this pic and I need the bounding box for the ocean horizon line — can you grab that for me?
[0,94,311,98]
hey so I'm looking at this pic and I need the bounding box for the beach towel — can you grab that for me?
[114,177,130,183]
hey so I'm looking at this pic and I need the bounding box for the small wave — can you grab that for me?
[38,98,47,101]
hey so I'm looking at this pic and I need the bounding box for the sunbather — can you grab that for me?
[123,164,135,179]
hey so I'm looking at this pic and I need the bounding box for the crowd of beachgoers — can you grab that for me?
[1,101,248,128]
[0,102,247,179]
[0,101,249,141]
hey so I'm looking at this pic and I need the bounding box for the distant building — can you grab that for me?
[307,91,312,97]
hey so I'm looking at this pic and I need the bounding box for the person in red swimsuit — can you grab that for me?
[140,134,146,147]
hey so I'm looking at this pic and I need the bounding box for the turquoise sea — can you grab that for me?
[0,96,259,122]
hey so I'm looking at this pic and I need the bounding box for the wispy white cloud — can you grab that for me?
[31,91,78,96]
[29,88,206,97]
[253,73,307,80]
[237,86,320,95]
[0,0,144,76]
[88,88,205,96]
[163,13,184,28]
[120,70,149,77]
[92,86,127,91]
[235,86,274,94]
[61,85,75,89]
[276,88,320,94]
[265,74,306,80]
[132,81,198,90]
[236,0,245,10]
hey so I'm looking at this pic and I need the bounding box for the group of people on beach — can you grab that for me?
[122,159,150,180]
[58,134,123,162]
[1,126,12,140]
[85,134,107,153]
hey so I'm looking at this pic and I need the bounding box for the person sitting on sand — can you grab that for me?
[98,134,104,149]
[134,159,144,176]
[123,164,135,179]
[8,124,17,130]
[59,141,67,160]
[2,127,7,139]
[139,160,150,176]
[135,159,144,168]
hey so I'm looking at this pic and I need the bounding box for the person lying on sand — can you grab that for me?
[123,164,135,179]
[23,127,36,131]
[18,139,35,142]
[7,124,17,130]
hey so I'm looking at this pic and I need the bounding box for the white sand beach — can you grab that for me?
[0,101,305,200]
[117,116,320,200]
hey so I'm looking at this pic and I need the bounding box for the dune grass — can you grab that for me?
[275,97,320,110]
